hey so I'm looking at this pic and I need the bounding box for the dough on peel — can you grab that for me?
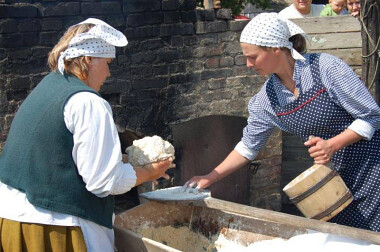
[125,135,175,166]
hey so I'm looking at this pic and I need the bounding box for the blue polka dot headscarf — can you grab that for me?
[58,18,128,74]
[240,13,306,61]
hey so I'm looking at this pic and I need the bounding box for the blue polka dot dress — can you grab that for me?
[242,53,380,232]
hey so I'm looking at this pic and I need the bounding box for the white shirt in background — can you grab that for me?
[279,4,325,19]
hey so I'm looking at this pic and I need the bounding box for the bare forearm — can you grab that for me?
[328,129,363,153]
[306,129,364,164]
[208,150,251,184]
[133,159,173,186]
[133,167,154,187]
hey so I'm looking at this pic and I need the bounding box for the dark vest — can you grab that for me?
[0,72,114,228]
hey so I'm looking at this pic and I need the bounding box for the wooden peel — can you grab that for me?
[140,186,211,202]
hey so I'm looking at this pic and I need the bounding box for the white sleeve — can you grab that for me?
[234,141,259,161]
[64,92,137,197]
[348,119,375,140]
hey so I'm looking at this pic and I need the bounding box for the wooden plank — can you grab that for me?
[114,225,181,252]
[307,32,361,50]
[291,16,361,34]
[181,198,380,245]
[308,48,362,66]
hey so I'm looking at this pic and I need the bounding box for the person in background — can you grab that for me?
[346,0,361,17]
[184,13,380,232]
[320,0,347,16]
[278,0,325,19]
[0,18,174,251]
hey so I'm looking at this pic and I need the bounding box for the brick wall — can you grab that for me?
[0,0,282,210]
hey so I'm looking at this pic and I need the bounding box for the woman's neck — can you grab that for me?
[275,53,297,93]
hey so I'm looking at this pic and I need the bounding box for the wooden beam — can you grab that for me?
[176,197,380,245]
[291,16,361,34]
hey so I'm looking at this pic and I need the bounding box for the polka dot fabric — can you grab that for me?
[58,18,128,74]
[240,12,306,60]
[242,53,380,232]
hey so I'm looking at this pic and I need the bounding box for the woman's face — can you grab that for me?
[241,43,279,76]
[347,0,360,16]
[85,57,112,92]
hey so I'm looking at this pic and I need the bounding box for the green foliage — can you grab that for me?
[221,0,271,16]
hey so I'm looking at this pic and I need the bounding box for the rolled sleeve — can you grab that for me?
[348,119,375,140]
[234,141,259,161]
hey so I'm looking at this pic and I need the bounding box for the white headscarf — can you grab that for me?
[240,13,306,61]
[57,18,128,74]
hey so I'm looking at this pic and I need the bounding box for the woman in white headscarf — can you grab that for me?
[0,18,173,251]
[185,13,380,232]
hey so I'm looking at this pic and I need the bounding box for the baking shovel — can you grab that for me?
[140,186,211,202]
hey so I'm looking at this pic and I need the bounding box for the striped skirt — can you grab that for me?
[0,218,87,252]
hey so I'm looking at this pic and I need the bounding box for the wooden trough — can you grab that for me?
[114,198,380,251]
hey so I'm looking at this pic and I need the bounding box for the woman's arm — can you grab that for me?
[133,159,173,187]
[185,91,275,189]
[65,92,170,197]
[322,54,380,139]
[185,150,251,189]
[305,129,363,164]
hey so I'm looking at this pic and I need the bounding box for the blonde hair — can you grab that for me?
[47,23,95,81]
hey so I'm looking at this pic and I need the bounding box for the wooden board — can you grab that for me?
[115,199,380,247]
[308,48,362,66]
[291,16,361,34]
[307,32,361,50]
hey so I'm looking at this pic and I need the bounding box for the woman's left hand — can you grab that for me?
[304,137,335,164]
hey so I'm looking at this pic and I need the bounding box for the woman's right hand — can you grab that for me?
[134,158,175,186]
[183,173,215,190]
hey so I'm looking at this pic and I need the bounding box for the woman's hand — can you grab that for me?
[183,174,215,190]
[304,130,363,165]
[134,158,175,186]
[304,136,336,164]
[147,158,175,180]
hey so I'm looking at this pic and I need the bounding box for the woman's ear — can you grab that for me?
[84,56,92,66]
[273,48,281,55]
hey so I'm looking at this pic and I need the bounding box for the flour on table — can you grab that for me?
[139,225,280,252]
[141,226,212,252]
[125,135,175,166]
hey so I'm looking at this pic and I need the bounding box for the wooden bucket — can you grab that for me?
[283,163,353,221]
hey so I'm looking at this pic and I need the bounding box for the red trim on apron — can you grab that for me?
[277,88,326,116]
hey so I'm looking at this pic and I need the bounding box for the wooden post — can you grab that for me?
[360,0,380,104]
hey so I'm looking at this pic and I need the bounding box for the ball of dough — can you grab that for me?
[125,135,175,166]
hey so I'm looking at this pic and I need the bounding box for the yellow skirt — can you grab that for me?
[0,218,87,252]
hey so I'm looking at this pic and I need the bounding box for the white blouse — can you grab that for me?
[0,91,137,252]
